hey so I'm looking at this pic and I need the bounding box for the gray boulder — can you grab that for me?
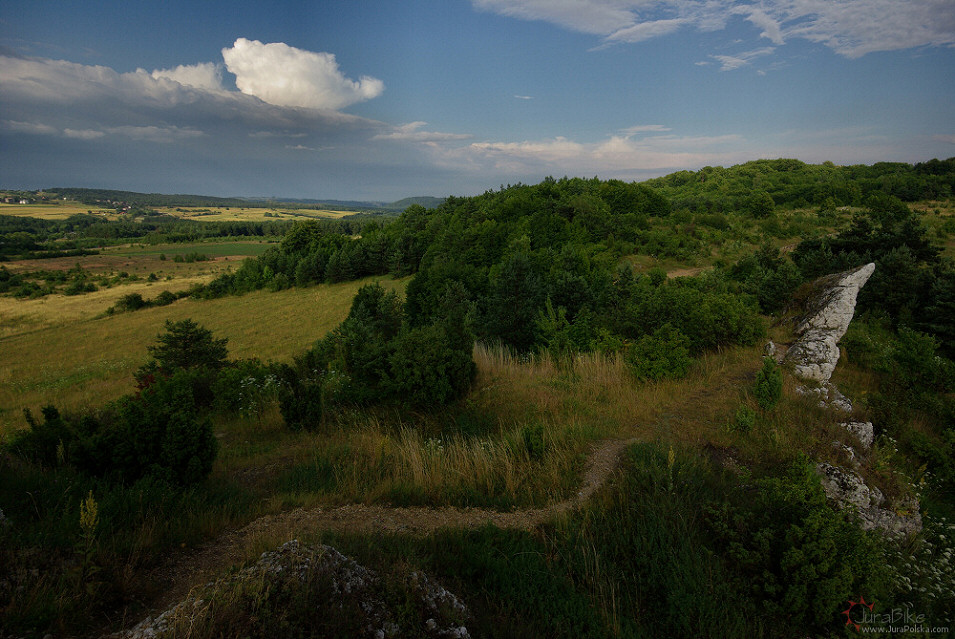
[843,421,875,450]
[816,463,922,537]
[115,540,470,639]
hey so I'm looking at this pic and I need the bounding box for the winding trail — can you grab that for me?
[139,437,638,619]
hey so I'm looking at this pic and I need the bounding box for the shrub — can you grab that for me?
[153,290,177,306]
[753,357,782,410]
[626,324,692,381]
[9,372,217,487]
[706,456,890,632]
[276,365,326,432]
[115,292,148,312]
[138,319,229,378]
[387,323,476,406]
[729,404,756,433]
[213,359,280,418]
[88,370,217,486]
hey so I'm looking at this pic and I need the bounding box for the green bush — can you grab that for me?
[9,371,217,487]
[153,290,177,306]
[753,357,782,410]
[387,323,476,406]
[135,319,230,407]
[91,370,217,486]
[706,456,890,632]
[729,404,757,433]
[141,319,229,373]
[115,292,148,311]
[213,359,280,418]
[626,324,692,381]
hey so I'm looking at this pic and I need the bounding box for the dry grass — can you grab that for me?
[0,201,112,219]
[0,276,409,436]
[471,343,762,446]
[155,206,360,222]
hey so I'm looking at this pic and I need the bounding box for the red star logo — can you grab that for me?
[842,596,875,632]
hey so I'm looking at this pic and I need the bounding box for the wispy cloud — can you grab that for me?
[711,46,776,71]
[514,94,534,100]
[63,128,105,140]
[372,121,472,142]
[620,124,672,136]
[2,120,58,135]
[433,129,749,178]
[471,0,955,59]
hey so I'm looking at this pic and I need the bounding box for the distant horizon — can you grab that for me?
[3,154,953,205]
[2,1,953,200]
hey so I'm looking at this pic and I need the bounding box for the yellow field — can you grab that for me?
[0,201,364,222]
[0,201,115,219]
[156,206,360,222]
[0,276,409,436]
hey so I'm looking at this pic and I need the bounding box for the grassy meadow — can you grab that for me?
[0,276,409,436]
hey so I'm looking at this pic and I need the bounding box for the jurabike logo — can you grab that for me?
[841,597,946,634]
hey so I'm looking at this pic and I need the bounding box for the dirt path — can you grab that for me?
[138,437,637,620]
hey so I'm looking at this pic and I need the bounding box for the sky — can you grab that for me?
[1,0,954,201]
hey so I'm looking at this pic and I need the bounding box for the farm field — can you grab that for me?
[156,206,363,221]
[0,201,115,219]
[0,200,368,222]
[0,275,408,436]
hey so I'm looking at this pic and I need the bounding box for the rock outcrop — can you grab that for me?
[782,263,921,537]
[784,262,875,383]
[116,540,470,639]
[815,463,922,538]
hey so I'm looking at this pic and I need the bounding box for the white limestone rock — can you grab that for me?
[815,463,922,537]
[795,381,853,412]
[785,263,875,383]
[843,421,875,449]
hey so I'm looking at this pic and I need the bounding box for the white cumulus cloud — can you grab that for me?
[150,62,224,91]
[222,38,384,110]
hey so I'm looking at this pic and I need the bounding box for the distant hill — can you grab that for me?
[384,196,445,210]
[42,187,443,213]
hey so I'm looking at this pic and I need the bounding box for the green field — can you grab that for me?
[0,275,408,435]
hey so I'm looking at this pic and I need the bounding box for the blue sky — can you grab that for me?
[2,0,954,200]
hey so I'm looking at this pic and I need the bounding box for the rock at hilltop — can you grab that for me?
[115,540,470,639]
[784,263,875,383]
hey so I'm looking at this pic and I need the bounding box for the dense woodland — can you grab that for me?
[2,158,955,637]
